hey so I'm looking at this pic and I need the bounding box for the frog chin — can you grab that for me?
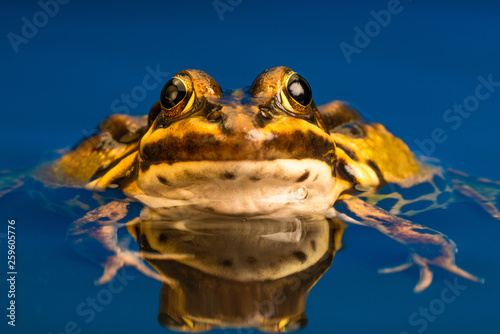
[134,159,342,215]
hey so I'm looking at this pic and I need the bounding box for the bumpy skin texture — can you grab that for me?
[32,67,500,292]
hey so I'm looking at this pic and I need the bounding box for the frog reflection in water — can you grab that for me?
[68,204,344,332]
[15,67,500,331]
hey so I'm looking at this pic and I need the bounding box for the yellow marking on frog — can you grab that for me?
[86,151,139,191]
[331,123,419,183]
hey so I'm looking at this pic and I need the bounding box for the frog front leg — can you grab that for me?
[33,114,147,188]
[328,197,483,292]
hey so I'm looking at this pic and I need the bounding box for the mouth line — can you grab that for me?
[140,155,335,173]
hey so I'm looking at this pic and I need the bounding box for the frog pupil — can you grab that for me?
[287,74,312,106]
[161,78,186,109]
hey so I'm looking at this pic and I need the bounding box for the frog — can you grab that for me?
[25,66,500,297]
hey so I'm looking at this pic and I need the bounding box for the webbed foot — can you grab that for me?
[333,197,484,292]
[379,251,484,293]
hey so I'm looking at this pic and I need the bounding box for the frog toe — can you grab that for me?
[119,251,167,284]
[438,262,485,284]
[96,255,126,285]
[138,252,196,286]
[378,260,413,274]
[377,257,434,293]
[413,261,433,293]
[95,250,182,286]
[377,254,483,292]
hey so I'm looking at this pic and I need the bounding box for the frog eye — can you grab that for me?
[279,71,313,115]
[161,78,187,109]
[285,73,312,107]
[159,75,195,118]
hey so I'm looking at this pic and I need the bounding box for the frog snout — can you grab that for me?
[215,107,259,135]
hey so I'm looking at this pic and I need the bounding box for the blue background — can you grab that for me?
[1,0,500,333]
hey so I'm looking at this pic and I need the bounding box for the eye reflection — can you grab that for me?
[286,74,312,107]
[161,78,187,109]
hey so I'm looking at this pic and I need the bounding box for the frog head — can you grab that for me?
[40,66,419,216]
[134,67,342,215]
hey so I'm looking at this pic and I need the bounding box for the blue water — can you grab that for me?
[1,0,500,333]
